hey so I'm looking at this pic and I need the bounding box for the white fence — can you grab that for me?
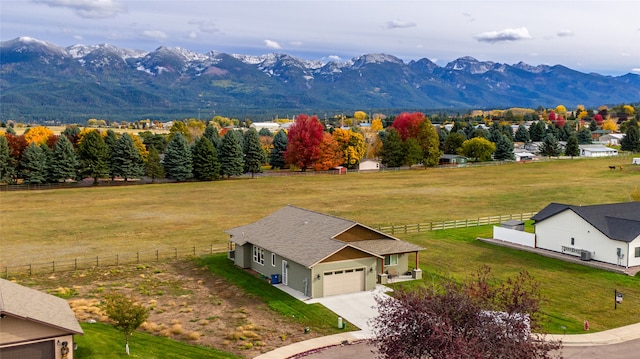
[492,226,535,248]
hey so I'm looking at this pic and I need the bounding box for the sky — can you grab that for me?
[2,0,639,76]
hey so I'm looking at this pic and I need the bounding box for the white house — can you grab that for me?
[532,202,640,268]
[250,122,281,133]
[358,159,381,171]
[596,133,625,146]
[579,145,618,157]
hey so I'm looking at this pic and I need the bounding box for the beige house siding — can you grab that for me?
[0,316,71,345]
[312,257,377,298]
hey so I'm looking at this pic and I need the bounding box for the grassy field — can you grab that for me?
[1,156,638,268]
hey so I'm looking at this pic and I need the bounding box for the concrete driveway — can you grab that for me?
[306,285,392,337]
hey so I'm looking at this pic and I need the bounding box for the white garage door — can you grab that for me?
[323,267,365,297]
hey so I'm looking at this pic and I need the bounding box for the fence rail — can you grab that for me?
[1,244,227,279]
[2,212,537,278]
[376,212,537,235]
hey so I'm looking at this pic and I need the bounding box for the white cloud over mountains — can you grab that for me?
[33,0,126,19]
[474,27,532,43]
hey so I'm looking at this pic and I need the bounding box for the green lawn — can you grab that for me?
[391,225,640,334]
[75,322,240,359]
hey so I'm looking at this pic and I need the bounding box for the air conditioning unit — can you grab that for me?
[580,250,592,261]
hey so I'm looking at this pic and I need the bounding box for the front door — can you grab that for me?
[282,260,288,285]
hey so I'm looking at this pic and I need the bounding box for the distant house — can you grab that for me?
[439,154,468,166]
[591,129,611,141]
[250,122,281,133]
[596,133,625,146]
[514,150,536,162]
[532,202,640,267]
[0,278,83,359]
[579,145,618,157]
[358,159,381,172]
[226,206,424,298]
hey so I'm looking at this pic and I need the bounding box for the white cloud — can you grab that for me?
[327,55,341,62]
[188,20,219,34]
[386,19,416,29]
[32,0,126,19]
[557,29,574,37]
[474,27,532,43]
[631,68,640,74]
[143,30,167,41]
[264,39,281,49]
[289,41,303,46]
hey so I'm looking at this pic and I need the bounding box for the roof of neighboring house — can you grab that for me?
[532,202,640,242]
[226,206,424,268]
[0,278,84,335]
[579,145,618,153]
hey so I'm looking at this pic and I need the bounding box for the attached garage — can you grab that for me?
[323,267,365,296]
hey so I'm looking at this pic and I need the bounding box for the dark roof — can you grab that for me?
[226,206,424,268]
[532,202,640,242]
[0,278,84,335]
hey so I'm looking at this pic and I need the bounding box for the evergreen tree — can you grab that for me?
[514,124,530,143]
[416,119,442,167]
[192,136,220,181]
[380,129,405,167]
[78,130,110,184]
[20,142,48,184]
[243,128,266,178]
[565,134,580,158]
[203,124,220,149]
[589,120,598,131]
[493,134,515,161]
[258,127,273,137]
[49,134,79,182]
[621,120,640,152]
[539,134,562,157]
[0,136,16,183]
[269,130,288,169]
[104,129,119,181]
[145,146,165,182]
[443,132,465,154]
[577,127,592,144]
[113,133,144,181]
[219,130,244,178]
[529,121,545,142]
[163,132,193,181]
[403,138,422,166]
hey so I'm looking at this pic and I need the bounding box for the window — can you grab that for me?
[635,247,640,258]
[253,246,264,265]
[571,237,575,245]
[384,254,398,266]
[271,253,276,266]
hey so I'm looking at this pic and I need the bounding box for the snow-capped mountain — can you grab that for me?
[1,37,638,122]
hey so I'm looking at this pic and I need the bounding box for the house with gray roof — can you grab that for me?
[0,278,83,359]
[226,206,425,298]
[532,202,640,268]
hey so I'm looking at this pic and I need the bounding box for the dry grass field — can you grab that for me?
[1,156,638,269]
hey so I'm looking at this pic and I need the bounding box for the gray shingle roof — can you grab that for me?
[532,202,640,242]
[350,239,424,255]
[226,206,424,268]
[0,278,84,335]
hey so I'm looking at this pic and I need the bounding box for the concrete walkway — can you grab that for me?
[548,322,640,346]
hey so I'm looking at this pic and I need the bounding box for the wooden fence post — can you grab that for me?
[156,250,159,262]
[174,248,178,260]
[52,261,55,273]
[193,246,196,256]
[29,264,32,276]
[96,256,99,267]
[75,258,77,271]
[116,254,119,266]
[137,252,139,264]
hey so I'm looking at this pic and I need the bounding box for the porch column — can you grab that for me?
[415,251,419,269]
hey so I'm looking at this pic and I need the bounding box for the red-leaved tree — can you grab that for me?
[371,266,562,359]
[391,112,425,141]
[284,114,324,171]
[594,113,604,126]
[555,115,566,128]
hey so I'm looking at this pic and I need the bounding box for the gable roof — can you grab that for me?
[225,205,424,268]
[0,278,83,335]
[532,202,640,242]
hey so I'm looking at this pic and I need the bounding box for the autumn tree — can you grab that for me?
[163,132,193,181]
[145,146,165,183]
[20,143,48,184]
[565,134,580,158]
[219,130,244,178]
[415,119,441,166]
[48,134,79,182]
[333,128,365,168]
[593,113,604,127]
[602,118,618,131]
[284,114,324,171]
[391,112,425,141]
[0,136,16,183]
[24,126,54,145]
[313,132,344,171]
[169,121,192,143]
[460,137,496,162]
[371,266,562,359]
[102,293,149,355]
[112,133,145,181]
[192,136,220,181]
[370,118,383,132]
[269,130,288,169]
[621,120,640,152]
[243,128,266,178]
[78,130,110,185]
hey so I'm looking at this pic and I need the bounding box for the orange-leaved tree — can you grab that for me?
[313,132,343,171]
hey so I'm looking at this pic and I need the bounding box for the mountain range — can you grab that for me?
[1,36,639,123]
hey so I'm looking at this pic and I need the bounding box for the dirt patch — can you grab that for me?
[16,260,319,358]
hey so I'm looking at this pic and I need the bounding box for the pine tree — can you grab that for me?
[49,134,79,182]
[539,134,562,157]
[113,133,144,181]
[163,132,193,181]
[565,134,580,158]
[78,130,110,184]
[219,130,244,178]
[243,128,266,178]
[20,142,48,184]
[192,136,220,181]
[577,127,592,144]
[145,146,164,182]
[104,129,119,181]
[269,130,288,169]
[529,121,545,142]
[380,129,405,168]
[0,136,16,183]
[203,124,220,149]
[621,120,640,152]
[493,134,515,161]
[514,124,530,143]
